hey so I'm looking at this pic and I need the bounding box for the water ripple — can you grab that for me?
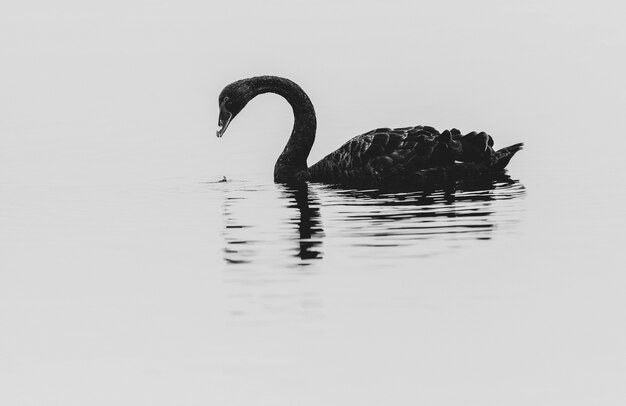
[208,174,526,269]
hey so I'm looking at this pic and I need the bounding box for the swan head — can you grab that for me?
[216,79,253,138]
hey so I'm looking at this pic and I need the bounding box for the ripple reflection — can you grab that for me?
[320,174,524,258]
[219,181,324,268]
[215,174,524,267]
[281,185,324,261]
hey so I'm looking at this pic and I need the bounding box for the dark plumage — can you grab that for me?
[216,76,523,188]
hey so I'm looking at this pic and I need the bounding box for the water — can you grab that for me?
[217,176,526,268]
[2,1,626,405]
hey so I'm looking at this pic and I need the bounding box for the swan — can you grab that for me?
[216,76,522,188]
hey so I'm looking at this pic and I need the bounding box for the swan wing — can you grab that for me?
[307,126,521,187]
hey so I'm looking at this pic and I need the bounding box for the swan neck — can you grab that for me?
[249,76,316,183]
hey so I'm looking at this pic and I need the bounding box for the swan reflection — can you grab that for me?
[280,185,324,261]
[319,174,525,256]
[218,174,524,267]
[220,181,324,267]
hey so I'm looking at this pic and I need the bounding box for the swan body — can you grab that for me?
[216,76,522,187]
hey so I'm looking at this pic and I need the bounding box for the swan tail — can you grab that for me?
[490,142,524,171]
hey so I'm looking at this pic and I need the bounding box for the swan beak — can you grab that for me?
[216,110,232,138]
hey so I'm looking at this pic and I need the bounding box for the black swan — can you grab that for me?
[216,76,523,188]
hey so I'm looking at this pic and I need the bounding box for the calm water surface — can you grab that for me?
[1,144,625,405]
[215,176,526,268]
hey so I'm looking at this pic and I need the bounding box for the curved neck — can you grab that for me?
[247,76,316,183]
